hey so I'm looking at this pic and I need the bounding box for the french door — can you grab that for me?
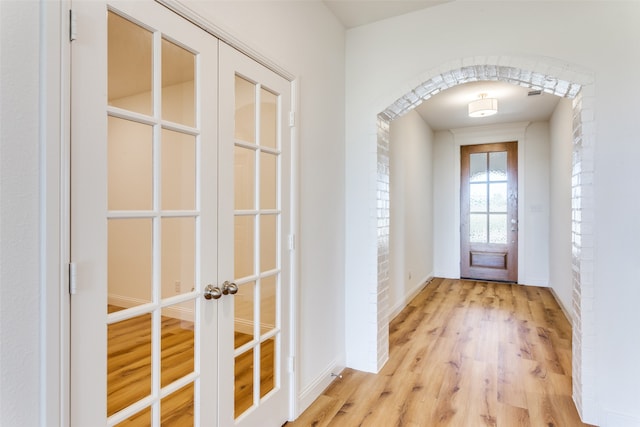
[460,142,518,282]
[70,2,291,426]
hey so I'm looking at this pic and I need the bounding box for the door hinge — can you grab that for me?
[288,234,295,251]
[288,111,295,127]
[69,262,77,295]
[69,9,77,42]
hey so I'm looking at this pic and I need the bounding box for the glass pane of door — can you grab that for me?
[104,8,208,426]
[232,75,281,420]
[217,42,290,427]
[71,2,218,426]
[466,151,509,244]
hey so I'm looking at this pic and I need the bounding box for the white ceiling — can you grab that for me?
[322,0,451,29]
[415,81,561,131]
[323,1,561,131]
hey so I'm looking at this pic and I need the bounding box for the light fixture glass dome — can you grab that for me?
[468,94,498,117]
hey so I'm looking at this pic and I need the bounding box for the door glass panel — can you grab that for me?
[235,349,254,418]
[489,151,507,181]
[260,152,277,210]
[260,275,277,335]
[470,213,487,243]
[260,214,277,272]
[235,146,256,210]
[98,6,213,427]
[489,182,507,212]
[235,76,256,143]
[114,407,151,427]
[235,281,255,349]
[108,12,152,115]
[469,153,487,182]
[108,117,153,211]
[108,218,152,311]
[260,88,277,149]
[107,313,152,416]
[161,217,195,299]
[235,215,255,279]
[489,214,508,244]
[231,65,285,424]
[260,338,275,398]
[469,183,487,212]
[162,129,196,210]
[162,38,195,127]
[160,383,194,426]
[161,303,194,387]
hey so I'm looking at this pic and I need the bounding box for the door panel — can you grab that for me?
[72,3,292,427]
[460,142,518,282]
[71,2,218,425]
[218,43,291,427]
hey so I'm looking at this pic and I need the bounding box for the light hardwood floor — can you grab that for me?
[287,278,595,427]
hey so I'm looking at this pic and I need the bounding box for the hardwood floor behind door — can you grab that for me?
[288,278,594,427]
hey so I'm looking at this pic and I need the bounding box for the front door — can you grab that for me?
[70,2,291,426]
[460,142,518,282]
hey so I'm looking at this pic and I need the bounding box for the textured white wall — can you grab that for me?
[0,2,42,426]
[389,110,434,319]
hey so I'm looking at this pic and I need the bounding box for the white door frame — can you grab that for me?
[47,1,300,424]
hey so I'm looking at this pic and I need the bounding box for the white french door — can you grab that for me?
[70,2,291,426]
[218,42,291,427]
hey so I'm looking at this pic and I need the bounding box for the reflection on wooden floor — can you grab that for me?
[288,278,595,427]
[234,337,275,418]
[107,306,275,425]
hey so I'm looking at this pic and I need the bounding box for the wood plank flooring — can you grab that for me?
[287,278,595,427]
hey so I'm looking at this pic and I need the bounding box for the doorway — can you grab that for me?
[460,142,518,282]
[70,2,292,426]
[374,62,594,420]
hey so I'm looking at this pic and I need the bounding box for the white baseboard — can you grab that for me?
[520,276,548,287]
[234,318,275,336]
[548,287,573,326]
[388,274,433,321]
[297,358,343,417]
[108,294,147,310]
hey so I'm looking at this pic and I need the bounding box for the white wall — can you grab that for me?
[0,2,42,426]
[345,1,640,424]
[1,0,345,423]
[549,98,573,316]
[388,110,434,319]
[521,122,550,286]
[432,130,458,278]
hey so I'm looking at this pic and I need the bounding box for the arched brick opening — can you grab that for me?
[375,61,595,420]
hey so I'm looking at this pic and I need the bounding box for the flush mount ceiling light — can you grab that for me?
[468,93,498,117]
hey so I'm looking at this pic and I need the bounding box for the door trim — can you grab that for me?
[156,0,294,82]
[450,122,528,283]
[460,142,518,282]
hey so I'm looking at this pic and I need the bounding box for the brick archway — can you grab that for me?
[375,60,596,420]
